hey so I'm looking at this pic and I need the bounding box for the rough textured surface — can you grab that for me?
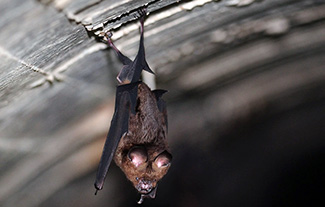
[0,0,324,206]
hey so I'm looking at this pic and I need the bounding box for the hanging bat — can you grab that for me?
[94,9,172,204]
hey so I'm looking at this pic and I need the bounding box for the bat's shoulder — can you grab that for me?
[137,82,151,92]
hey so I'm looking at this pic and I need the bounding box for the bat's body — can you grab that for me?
[94,9,171,204]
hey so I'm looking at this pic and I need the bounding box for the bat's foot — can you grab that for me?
[98,31,112,43]
[138,7,147,29]
[138,7,147,18]
[102,31,113,46]
[29,71,64,88]
[104,31,113,40]
[103,31,120,55]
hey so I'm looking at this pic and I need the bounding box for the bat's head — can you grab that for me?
[122,145,172,199]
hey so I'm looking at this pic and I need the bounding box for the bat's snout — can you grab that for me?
[137,179,154,194]
[137,186,157,204]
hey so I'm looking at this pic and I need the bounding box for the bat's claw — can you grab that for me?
[138,7,147,20]
[104,31,117,49]
[105,31,113,39]
[101,31,113,42]
[137,7,147,35]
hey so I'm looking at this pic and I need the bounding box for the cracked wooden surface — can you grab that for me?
[0,0,324,206]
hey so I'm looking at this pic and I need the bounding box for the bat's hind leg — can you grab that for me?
[106,7,153,85]
[104,32,132,66]
[138,8,147,33]
[135,8,154,76]
[104,31,133,85]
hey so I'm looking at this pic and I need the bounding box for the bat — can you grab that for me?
[94,9,172,204]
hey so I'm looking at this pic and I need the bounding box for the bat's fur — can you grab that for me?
[114,82,171,196]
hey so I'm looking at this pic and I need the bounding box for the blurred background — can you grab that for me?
[0,0,324,206]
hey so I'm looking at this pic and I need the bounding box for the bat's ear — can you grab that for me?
[154,151,172,168]
[148,186,157,198]
[128,146,148,167]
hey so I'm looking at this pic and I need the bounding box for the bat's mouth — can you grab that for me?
[137,183,153,194]
[137,186,157,204]
[136,179,157,196]
[139,188,152,194]
[138,186,152,194]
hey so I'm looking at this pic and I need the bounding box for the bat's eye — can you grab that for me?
[128,146,148,167]
[136,177,139,181]
[154,151,172,168]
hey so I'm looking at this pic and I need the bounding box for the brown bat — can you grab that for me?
[94,9,172,204]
